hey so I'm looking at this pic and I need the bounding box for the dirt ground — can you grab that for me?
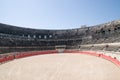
[0,53,120,80]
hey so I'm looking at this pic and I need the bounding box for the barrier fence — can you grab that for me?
[64,50,120,67]
[0,50,58,63]
[0,50,120,67]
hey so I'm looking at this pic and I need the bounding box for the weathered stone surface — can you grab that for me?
[0,20,120,53]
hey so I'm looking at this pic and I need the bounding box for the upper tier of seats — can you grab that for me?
[0,20,120,53]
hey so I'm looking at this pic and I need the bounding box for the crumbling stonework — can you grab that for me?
[0,20,120,53]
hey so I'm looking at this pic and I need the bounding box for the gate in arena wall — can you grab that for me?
[55,45,66,53]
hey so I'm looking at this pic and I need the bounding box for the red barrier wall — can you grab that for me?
[64,50,120,67]
[100,54,120,66]
[0,50,120,67]
[0,50,58,63]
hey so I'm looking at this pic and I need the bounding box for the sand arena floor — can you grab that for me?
[0,53,120,80]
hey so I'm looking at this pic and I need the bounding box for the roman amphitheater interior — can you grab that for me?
[0,20,120,80]
[0,20,120,53]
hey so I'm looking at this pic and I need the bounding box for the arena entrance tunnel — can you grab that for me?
[0,50,120,80]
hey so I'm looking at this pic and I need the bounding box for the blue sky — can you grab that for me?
[0,0,120,29]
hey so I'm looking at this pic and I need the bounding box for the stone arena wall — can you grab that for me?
[0,20,120,53]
